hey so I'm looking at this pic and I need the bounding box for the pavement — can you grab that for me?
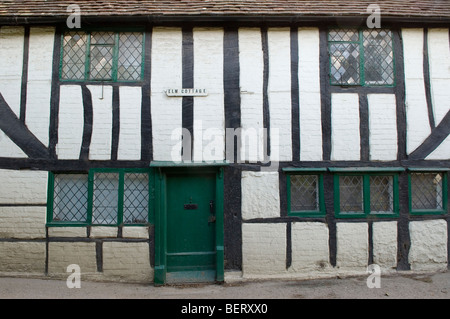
[1,270,450,300]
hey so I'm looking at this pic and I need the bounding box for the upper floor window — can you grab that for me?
[60,30,144,82]
[328,29,395,86]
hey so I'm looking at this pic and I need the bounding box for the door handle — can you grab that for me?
[209,200,216,224]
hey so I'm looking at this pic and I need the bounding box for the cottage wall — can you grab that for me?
[0,25,448,283]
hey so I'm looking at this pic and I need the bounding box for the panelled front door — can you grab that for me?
[153,164,225,286]
[166,172,217,282]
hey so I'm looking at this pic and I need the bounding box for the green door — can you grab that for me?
[166,172,216,282]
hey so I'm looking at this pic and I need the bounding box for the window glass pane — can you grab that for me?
[411,173,444,210]
[370,176,394,213]
[290,175,319,211]
[90,31,115,45]
[89,45,114,80]
[363,29,394,85]
[339,176,364,212]
[92,173,119,225]
[329,29,359,42]
[61,32,87,80]
[123,173,149,224]
[53,174,88,222]
[118,32,143,81]
[330,43,360,85]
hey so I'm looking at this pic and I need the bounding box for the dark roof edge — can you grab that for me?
[0,14,449,27]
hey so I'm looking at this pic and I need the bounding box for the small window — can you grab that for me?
[333,170,400,218]
[47,169,151,226]
[328,29,395,86]
[48,173,89,225]
[61,30,144,82]
[409,171,448,215]
[285,169,326,217]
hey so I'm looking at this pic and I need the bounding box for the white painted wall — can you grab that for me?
[372,221,397,270]
[298,27,323,161]
[403,28,432,155]
[331,93,360,161]
[409,220,448,271]
[193,28,225,162]
[0,26,24,117]
[151,27,183,162]
[239,28,265,162]
[242,223,286,276]
[118,86,142,161]
[290,222,330,272]
[241,171,280,220]
[88,85,113,160]
[0,169,47,204]
[336,222,368,270]
[268,28,292,162]
[25,27,54,147]
[57,85,84,160]
[368,94,398,161]
[427,28,450,127]
[0,28,28,155]
[426,137,450,160]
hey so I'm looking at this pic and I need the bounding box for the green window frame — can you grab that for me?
[47,168,153,227]
[408,168,448,216]
[60,29,145,82]
[331,168,402,219]
[328,28,395,87]
[283,168,326,218]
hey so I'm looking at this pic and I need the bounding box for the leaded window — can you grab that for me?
[61,30,144,82]
[409,171,448,215]
[285,169,326,217]
[333,170,400,218]
[50,173,88,224]
[47,169,151,226]
[329,29,395,86]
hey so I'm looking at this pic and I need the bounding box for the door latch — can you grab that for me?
[209,200,216,224]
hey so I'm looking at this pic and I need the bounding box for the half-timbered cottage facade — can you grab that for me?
[0,0,449,285]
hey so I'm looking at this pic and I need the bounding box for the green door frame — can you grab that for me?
[151,161,227,286]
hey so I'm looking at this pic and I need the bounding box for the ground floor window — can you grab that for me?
[47,169,152,226]
[284,168,326,217]
[409,169,448,215]
[330,168,401,218]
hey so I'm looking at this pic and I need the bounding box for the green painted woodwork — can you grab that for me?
[166,173,216,272]
[334,171,400,219]
[153,166,225,285]
[408,171,448,216]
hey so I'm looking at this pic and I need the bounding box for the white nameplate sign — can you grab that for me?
[165,88,208,97]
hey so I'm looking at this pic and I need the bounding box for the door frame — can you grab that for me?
[151,161,226,286]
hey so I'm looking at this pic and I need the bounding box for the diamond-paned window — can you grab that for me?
[363,30,394,85]
[329,28,394,86]
[410,172,447,214]
[118,33,144,81]
[339,175,364,213]
[123,173,149,224]
[335,171,400,218]
[47,169,151,227]
[52,174,88,223]
[92,172,119,225]
[370,176,394,213]
[61,30,144,82]
[291,175,319,211]
[287,171,325,217]
[61,32,87,80]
